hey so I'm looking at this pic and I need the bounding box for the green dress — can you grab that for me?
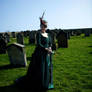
[16,32,54,90]
[27,32,53,89]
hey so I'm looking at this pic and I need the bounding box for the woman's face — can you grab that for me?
[40,25,46,32]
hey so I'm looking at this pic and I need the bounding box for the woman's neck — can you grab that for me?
[41,30,46,33]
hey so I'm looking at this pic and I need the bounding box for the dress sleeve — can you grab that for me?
[36,32,45,49]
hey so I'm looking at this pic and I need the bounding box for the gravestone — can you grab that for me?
[0,33,4,39]
[29,31,37,44]
[4,33,10,43]
[0,33,3,38]
[69,31,72,36]
[75,30,81,36]
[11,32,16,38]
[0,38,7,54]
[16,33,24,44]
[23,30,30,37]
[67,32,70,39]
[7,43,27,67]
[57,30,68,48]
[47,29,57,50]
[23,31,28,37]
[84,30,90,37]
[71,31,75,36]
[26,30,30,36]
[90,29,92,34]
[0,33,8,43]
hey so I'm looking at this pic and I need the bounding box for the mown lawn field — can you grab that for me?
[0,34,92,92]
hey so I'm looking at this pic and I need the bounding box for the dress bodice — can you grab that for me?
[37,32,51,48]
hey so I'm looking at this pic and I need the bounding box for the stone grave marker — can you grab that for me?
[0,38,7,54]
[29,31,37,44]
[47,29,57,50]
[67,32,70,39]
[7,43,27,67]
[16,33,24,44]
[76,30,81,36]
[0,33,3,39]
[4,33,10,43]
[23,31,28,37]
[11,32,16,38]
[84,30,91,37]
[57,30,68,48]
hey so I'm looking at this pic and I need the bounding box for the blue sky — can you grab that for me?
[0,0,92,32]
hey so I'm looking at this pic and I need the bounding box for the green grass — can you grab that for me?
[0,34,92,92]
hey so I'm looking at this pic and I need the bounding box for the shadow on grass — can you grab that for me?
[0,84,47,92]
[0,64,25,70]
[88,46,92,47]
[89,52,92,54]
[24,43,31,46]
[27,57,32,61]
[0,85,23,92]
[24,43,36,47]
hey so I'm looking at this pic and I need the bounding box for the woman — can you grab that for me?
[16,17,54,91]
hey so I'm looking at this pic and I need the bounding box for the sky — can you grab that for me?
[0,0,92,32]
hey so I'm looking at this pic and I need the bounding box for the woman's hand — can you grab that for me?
[45,48,49,51]
[45,48,52,54]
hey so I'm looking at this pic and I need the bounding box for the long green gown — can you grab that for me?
[16,32,54,90]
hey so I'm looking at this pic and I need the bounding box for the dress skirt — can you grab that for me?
[15,32,54,90]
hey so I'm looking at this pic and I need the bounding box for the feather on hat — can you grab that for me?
[40,11,47,28]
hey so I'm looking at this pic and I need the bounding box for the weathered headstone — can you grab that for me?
[47,29,57,50]
[23,31,28,37]
[90,29,92,34]
[16,33,24,44]
[7,43,27,67]
[0,33,4,39]
[29,31,37,44]
[67,32,70,39]
[0,38,7,54]
[4,33,10,43]
[71,31,75,36]
[26,30,30,36]
[57,30,68,48]
[76,30,81,36]
[23,30,30,37]
[0,33,8,43]
[11,32,16,38]
[84,30,91,37]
